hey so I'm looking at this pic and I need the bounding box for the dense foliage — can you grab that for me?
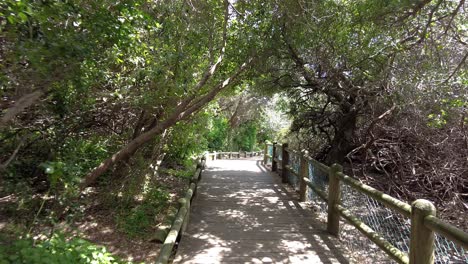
[1,0,466,261]
[255,0,467,226]
[0,0,275,261]
[0,233,128,264]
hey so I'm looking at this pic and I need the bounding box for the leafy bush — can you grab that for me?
[0,233,129,264]
[207,117,229,151]
[165,125,208,164]
[40,137,112,194]
[117,208,151,238]
[144,188,170,209]
[232,121,258,151]
[117,188,169,238]
[160,168,193,179]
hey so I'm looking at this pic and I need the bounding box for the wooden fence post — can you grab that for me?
[410,199,436,264]
[263,142,268,165]
[299,151,309,202]
[199,157,206,172]
[272,142,278,172]
[281,143,289,183]
[327,163,342,236]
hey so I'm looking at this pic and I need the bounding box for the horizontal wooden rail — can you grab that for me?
[284,164,298,176]
[213,151,262,155]
[285,148,327,170]
[156,201,188,264]
[303,154,330,173]
[424,215,468,250]
[336,172,412,217]
[192,168,202,182]
[303,178,328,202]
[205,151,262,161]
[263,142,468,264]
[335,204,410,264]
[156,181,198,264]
[154,155,202,263]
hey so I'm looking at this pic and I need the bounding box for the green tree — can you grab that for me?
[207,117,229,151]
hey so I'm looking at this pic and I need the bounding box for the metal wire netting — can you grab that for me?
[286,152,301,191]
[434,234,468,263]
[340,183,468,263]
[286,156,468,263]
[307,160,328,210]
[267,145,273,165]
[276,145,283,161]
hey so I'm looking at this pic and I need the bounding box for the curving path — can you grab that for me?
[174,158,350,264]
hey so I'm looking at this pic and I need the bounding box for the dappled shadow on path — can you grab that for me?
[174,159,350,264]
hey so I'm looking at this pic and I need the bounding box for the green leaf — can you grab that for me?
[18,12,28,22]
[7,15,15,24]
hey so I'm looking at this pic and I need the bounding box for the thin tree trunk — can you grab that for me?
[325,110,357,164]
[132,109,147,140]
[79,57,254,189]
[0,90,43,128]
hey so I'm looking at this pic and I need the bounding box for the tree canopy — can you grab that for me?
[0,0,466,261]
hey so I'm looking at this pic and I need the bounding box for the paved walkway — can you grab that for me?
[174,158,350,264]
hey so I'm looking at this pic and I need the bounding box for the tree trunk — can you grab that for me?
[325,110,357,164]
[132,109,147,140]
[79,57,254,189]
[79,116,175,189]
[0,90,43,128]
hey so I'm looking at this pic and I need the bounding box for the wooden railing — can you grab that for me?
[155,157,206,264]
[205,151,263,161]
[264,142,468,264]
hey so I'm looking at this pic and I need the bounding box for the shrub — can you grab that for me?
[0,232,129,264]
[117,188,169,238]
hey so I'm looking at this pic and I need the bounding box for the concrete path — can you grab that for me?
[174,158,350,264]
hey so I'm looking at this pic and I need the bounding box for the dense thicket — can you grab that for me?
[1,0,272,190]
[1,0,274,261]
[0,0,466,261]
[256,0,467,226]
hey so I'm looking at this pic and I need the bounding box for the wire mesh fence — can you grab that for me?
[340,183,467,263]
[307,160,328,211]
[279,149,468,263]
[276,145,283,161]
[286,151,300,191]
[267,145,273,165]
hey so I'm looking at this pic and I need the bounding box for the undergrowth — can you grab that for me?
[116,187,170,238]
[0,232,131,264]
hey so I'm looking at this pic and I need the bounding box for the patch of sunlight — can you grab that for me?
[143,160,162,194]
[280,240,316,253]
[289,254,323,263]
[101,227,113,234]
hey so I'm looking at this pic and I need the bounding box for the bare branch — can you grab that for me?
[192,0,229,92]
[418,0,443,43]
[442,52,468,84]
[444,0,465,34]
[0,91,43,128]
[0,139,24,172]
[80,57,255,189]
